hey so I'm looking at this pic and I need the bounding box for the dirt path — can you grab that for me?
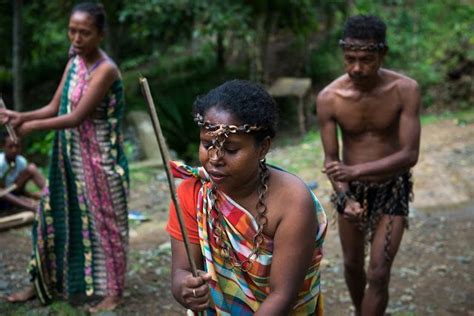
[0,119,473,315]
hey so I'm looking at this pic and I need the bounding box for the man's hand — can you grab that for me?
[343,198,363,222]
[179,270,212,312]
[323,161,359,182]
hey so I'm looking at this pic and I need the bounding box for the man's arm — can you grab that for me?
[316,90,349,193]
[317,91,363,219]
[325,79,421,181]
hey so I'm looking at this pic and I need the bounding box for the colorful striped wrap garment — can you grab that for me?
[171,162,327,315]
[29,55,129,303]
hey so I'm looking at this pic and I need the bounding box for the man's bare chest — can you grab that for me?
[334,97,402,134]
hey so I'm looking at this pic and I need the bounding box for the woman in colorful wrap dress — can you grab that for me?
[167,80,327,315]
[1,3,128,312]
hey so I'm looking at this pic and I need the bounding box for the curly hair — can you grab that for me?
[193,79,278,143]
[342,15,387,44]
[72,2,107,33]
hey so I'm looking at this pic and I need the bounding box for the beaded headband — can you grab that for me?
[339,39,387,51]
[194,113,266,160]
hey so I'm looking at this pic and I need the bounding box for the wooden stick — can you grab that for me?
[138,76,199,277]
[0,210,34,231]
[0,96,19,144]
[0,184,18,198]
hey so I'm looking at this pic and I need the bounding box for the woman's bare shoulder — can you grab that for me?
[98,59,120,81]
[268,167,315,216]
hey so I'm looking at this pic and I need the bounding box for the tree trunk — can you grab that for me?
[12,0,23,111]
[216,31,225,69]
[103,0,121,62]
[346,0,355,15]
[250,14,266,84]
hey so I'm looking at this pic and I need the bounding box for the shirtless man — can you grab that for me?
[317,15,421,316]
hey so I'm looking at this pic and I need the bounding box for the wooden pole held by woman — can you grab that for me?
[138,76,199,277]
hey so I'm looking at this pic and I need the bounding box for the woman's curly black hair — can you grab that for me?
[193,79,278,144]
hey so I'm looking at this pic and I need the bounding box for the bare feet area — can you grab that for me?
[88,296,121,313]
[1,118,473,315]
[5,286,35,303]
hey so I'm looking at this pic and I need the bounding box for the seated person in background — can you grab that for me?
[167,80,327,315]
[0,134,46,213]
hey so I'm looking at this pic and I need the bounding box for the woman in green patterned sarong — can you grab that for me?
[1,3,129,312]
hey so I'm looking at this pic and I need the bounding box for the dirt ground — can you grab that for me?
[0,118,473,315]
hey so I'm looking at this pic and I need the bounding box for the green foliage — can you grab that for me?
[130,167,155,183]
[0,0,471,161]
[118,0,195,55]
[24,131,54,165]
[306,37,343,84]
[49,301,86,316]
[0,66,12,92]
[267,129,323,176]
[0,300,85,316]
[420,108,474,126]
[306,0,474,109]
[193,1,252,37]
[352,0,474,108]
[0,1,12,92]
[123,49,246,162]
[303,2,348,84]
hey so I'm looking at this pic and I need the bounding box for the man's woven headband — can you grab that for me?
[339,39,387,51]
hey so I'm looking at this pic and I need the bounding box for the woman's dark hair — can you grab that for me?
[71,2,107,33]
[342,15,386,44]
[193,79,278,144]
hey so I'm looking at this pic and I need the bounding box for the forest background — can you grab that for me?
[0,1,473,315]
[0,0,472,163]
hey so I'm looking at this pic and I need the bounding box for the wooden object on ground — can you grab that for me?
[267,77,312,136]
[0,184,18,198]
[0,211,34,231]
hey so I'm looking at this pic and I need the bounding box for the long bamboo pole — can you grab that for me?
[0,96,19,144]
[138,76,199,277]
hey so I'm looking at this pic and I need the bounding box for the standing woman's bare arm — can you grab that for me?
[20,61,73,122]
[0,61,72,127]
[18,61,119,134]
